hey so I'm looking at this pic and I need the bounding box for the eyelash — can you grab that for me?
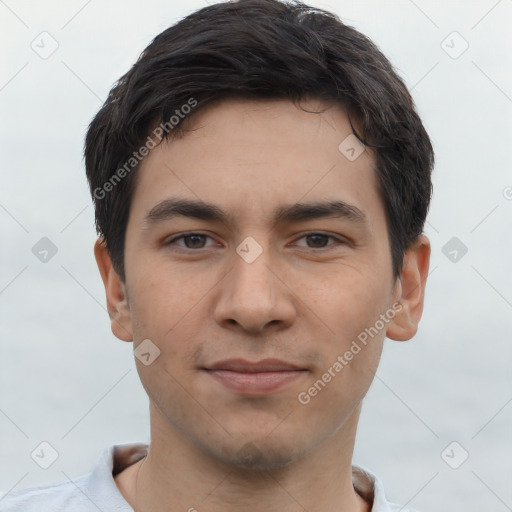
[165,232,347,251]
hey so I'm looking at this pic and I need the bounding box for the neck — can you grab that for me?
[123,403,370,512]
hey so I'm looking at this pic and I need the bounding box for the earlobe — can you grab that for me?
[94,238,133,342]
[386,235,431,342]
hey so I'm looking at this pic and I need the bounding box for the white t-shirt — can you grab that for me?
[0,443,418,511]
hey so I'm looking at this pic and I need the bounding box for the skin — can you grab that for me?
[95,97,430,512]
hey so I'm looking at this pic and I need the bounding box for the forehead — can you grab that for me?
[128,97,382,229]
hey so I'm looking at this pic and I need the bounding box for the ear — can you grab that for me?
[386,234,431,341]
[94,238,133,342]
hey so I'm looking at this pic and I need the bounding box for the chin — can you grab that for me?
[202,436,308,471]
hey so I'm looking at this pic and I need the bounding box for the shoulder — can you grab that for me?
[0,443,144,512]
[352,465,421,512]
[0,475,91,511]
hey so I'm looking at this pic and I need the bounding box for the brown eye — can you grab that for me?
[293,232,344,250]
[166,233,216,250]
[305,234,330,248]
[181,234,208,249]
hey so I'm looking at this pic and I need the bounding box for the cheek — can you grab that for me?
[299,263,390,341]
[298,264,389,400]
[130,302,204,423]
[127,259,206,337]
[127,264,209,376]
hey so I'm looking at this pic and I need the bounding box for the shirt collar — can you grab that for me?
[92,443,397,512]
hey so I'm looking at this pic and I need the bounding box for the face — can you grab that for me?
[97,97,428,471]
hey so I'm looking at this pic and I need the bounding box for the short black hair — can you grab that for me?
[85,0,434,281]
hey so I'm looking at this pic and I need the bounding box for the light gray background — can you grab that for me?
[1,1,511,511]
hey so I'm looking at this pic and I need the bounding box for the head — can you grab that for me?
[87,0,433,470]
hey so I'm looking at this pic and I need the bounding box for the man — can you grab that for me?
[1,0,433,510]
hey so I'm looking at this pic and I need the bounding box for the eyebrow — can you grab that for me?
[143,197,367,228]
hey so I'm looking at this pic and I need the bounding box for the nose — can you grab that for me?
[213,243,297,334]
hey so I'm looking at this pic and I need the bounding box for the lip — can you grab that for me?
[203,358,308,395]
[205,358,304,373]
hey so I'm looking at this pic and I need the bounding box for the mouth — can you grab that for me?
[203,358,308,395]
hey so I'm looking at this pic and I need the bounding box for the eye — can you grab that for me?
[164,232,347,252]
[165,233,217,250]
[293,233,345,250]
